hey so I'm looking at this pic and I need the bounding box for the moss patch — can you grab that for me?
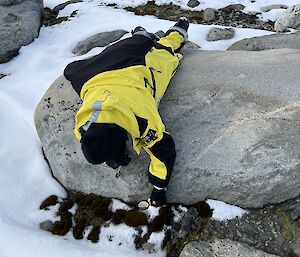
[40,195,58,210]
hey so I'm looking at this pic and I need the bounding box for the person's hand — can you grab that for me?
[149,187,167,207]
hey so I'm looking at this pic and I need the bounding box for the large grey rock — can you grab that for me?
[179,239,279,257]
[206,27,235,41]
[0,0,24,6]
[72,30,129,56]
[0,0,43,63]
[35,49,300,208]
[275,4,300,32]
[228,32,300,51]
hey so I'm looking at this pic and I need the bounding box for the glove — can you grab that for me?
[149,186,167,207]
[106,153,131,169]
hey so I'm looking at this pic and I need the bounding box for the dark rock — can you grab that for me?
[72,30,129,56]
[187,0,200,8]
[123,2,273,31]
[42,7,70,27]
[206,27,235,41]
[0,0,43,63]
[52,0,83,15]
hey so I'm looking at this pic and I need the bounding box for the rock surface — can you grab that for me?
[199,197,300,256]
[0,0,43,63]
[35,49,300,208]
[260,4,288,13]
[0,0,25,5]
[227,32,300,51]
[203,8,216,22]
[206,27,235,41]
[180,239,279,257]
[275,4,300,32]
[72,30,128,56]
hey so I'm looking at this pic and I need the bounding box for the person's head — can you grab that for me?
[81,123,127,165]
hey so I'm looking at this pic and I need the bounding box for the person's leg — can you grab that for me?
[144,18,189,103]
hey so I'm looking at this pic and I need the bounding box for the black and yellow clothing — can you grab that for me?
[64,29,185,188]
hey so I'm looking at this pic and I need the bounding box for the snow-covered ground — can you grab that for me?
[0,0,294,256]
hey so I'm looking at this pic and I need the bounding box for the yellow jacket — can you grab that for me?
[64,30,185,188]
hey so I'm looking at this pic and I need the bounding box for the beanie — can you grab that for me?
[81,123,126,164]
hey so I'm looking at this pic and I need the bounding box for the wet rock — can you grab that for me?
[180,239,280,257]
[72,30,129,56]
[203,8,215,22]
[187,0,200,8]
[39,220,53,232]
[206,27,235,41]
[35,49,300,208]
[275,4,300,32]
[260,4,288,13]
[228,32,300,51]
[0,0,43,63]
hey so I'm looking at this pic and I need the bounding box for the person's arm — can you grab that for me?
[144,132,176,205]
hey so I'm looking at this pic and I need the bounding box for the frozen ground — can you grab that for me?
[0,0,294,256]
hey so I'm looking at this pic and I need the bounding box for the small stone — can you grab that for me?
[142,242,156,253]
[72,30,129,56]
[39,220,53,232]
[182,41,201,50]
[203,8,216,22]
[187,0,200,8]
[206,27,235,41]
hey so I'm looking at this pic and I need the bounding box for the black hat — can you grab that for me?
[81,123,126,164]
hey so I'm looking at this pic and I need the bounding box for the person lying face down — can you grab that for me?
[64,17,189,207]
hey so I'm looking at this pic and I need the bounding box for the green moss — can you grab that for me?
[51,211,72,236]
[73,218,88,240]
[193,201,213,218]
[277,210,297,242]
[103,210,114,221]
[124,210,148,227]
[40,195,58,210]
[59,199,74,213]
[112,209,126,225]
[87,226,101,243]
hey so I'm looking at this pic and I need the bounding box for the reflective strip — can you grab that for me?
[169,26,188,42]
[134,30,153,40]
[82,100,103,132]
[154,185,166,191]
